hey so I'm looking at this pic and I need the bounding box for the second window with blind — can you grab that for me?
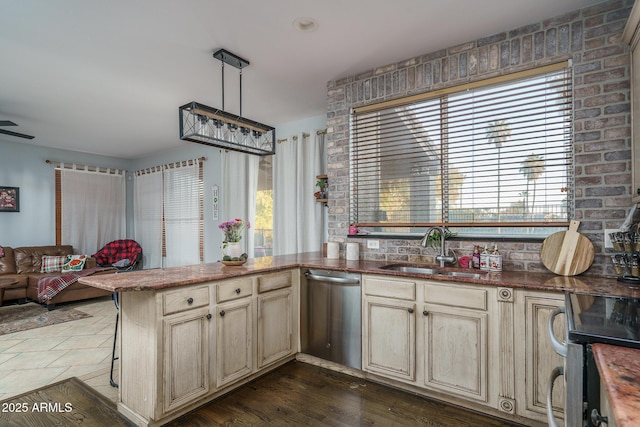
[350,62,574,239]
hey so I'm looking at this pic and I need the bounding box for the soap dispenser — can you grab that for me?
[480,245,490,271]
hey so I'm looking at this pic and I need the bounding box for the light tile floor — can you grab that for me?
[0,296,119,403]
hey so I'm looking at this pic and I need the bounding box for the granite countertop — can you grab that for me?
[77,252,640,297]
[592,343,640,427]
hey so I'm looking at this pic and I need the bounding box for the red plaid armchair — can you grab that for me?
[92,239,142,271]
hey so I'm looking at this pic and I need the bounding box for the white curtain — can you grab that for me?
[163,163,201,267]
[273,131,324,255]
[133,169,163,269]
[61,168,125,254]
[221,151,259,257]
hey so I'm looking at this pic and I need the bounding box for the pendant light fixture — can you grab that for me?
[179,49,276,156]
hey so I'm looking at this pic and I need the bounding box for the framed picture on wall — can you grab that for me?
[0,186,19,212]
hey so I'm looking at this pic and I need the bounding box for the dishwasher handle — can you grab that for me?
[305,272,361,285]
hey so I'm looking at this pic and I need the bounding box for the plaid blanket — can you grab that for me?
[37,267,111,302]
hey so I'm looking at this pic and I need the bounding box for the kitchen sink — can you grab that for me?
[437,271,485,279]
[378,265,441,275]
[379,264,487,280]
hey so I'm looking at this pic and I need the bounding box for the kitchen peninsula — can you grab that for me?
[79,252,639,427]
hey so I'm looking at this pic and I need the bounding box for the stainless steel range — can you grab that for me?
[547,292,640,426]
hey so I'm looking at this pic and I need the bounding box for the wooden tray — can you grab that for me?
[221,260,247,266]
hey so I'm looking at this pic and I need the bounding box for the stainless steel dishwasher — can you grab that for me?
[301,269,362,369]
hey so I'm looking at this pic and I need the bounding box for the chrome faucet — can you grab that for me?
[420,226,457,268]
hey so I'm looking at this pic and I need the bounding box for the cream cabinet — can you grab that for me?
[624,3,640,202]
[117,269,299,427]
[257,271,295,368]
[162,307,211,413]
[215,277,254,388]
[421,282,493,404]
[513,290,565,423]
[362,275,417,383]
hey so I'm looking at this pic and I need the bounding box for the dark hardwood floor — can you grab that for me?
[166,361,523,426]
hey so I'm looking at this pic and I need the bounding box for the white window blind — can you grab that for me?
[350,62,573,238]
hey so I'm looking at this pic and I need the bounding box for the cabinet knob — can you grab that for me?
[408,308,414,314]
[219,310,226,317]
[235,288,241,294]
[187,297,194,305]
[423,310,429,316]
[206,313,212,320]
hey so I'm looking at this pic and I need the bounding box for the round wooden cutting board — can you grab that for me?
[540,220,595,276]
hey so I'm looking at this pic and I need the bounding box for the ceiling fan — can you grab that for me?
[0,120,34,139]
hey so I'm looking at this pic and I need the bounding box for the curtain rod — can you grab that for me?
[134,157,206,176]
[45,160,126,175]
[277,129,327,143]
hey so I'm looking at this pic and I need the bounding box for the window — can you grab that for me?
[350,62,573,238]
[134,158,203,268]
[255,155,273,257]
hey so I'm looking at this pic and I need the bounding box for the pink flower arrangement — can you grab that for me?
[219,218,250,243]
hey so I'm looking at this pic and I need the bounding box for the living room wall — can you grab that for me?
[0,139,131,248]
[0,113,326,261]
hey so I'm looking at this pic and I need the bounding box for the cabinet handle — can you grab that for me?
[408,308,414,314]
[423,310,429,316]
[220,310,226,317]
[187,297,194,305]
[206,313,212,320]
[637,188,640,195]
[235,288,241,294]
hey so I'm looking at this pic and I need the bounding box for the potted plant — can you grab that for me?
[316,179,327,199]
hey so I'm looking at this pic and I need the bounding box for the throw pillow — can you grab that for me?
[62,254,87,272]
[41,255,68,273]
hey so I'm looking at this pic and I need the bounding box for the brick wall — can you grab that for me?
[325,0,635,276]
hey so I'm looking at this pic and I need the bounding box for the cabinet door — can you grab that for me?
[257,287,293,368]
[216,297,254,388]
[514,291,565,423]
[363,295,416,382]
[421,304,488,402]
[162,307,210,414]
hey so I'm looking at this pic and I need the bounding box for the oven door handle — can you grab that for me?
[548,307,567,357]
[546,365,564,427]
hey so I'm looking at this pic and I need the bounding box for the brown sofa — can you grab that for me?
[0,245,113,309]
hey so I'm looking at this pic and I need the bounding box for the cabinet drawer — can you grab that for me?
[364,276,416,300]
[424,283,487,311]
[258,270,292,293]
[217,278,253,303]
[163,286,210,315]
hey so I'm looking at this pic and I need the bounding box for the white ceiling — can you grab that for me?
[0,0,602,159]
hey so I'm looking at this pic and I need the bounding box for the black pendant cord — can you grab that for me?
[239,68,243,117]
[221,61,225,111]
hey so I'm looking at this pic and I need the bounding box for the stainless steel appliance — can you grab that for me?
[547,292,640,426]
[301,269,362,369]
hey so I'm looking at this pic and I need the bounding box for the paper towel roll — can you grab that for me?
[327,242,340,259]
[346,242,359,260]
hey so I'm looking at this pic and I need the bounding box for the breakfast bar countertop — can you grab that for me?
[77,252,640,298]
[592,343,640,427]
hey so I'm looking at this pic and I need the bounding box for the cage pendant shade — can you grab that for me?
[179,49,276,156]
[180,102,275,155]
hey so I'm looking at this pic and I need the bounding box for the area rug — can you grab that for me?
[0,304,91,335]
[0,377,134,426]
